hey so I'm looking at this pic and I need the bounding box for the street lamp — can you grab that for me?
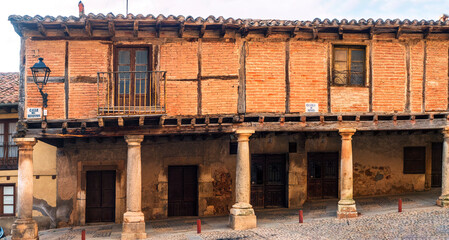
[30,57,51,108]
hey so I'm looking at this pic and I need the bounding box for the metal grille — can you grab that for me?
[97,71,167,116]
[332,70,364,86]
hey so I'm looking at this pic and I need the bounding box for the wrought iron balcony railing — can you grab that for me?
[0,142,18,170]
[97,71,167,116]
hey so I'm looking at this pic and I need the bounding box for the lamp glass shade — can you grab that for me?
[30,58,51,88]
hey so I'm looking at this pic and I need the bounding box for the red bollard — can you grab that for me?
[398,198,402,212]
[81,229,86,240]
[299,210,303,223]
[197,219,201,234]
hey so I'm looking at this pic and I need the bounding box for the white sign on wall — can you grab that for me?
[27,108,42,119]
[305,103,319,113]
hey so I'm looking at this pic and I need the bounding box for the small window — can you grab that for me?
[333,46,366,86]
[0,185,15,216]
[403,147,426,174]
[0,120,18,170]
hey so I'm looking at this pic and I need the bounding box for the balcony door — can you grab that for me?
[115,47,152,108]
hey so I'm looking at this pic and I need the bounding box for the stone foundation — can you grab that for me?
[11,218,38,240]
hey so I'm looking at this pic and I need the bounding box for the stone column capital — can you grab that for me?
[442,126,449,139]
[339,128,356,140]
[125,135,144,145]
[235,129,255,142]
[14,138,37,149]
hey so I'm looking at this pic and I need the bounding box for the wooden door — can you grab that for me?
[86,171,116,222]
[115,47,152,107]
[307,152,339,199]
[168,166,198,216]
[432,142,443,187]
[250,154,286,208]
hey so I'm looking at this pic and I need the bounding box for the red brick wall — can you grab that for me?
[425,41,448,111]
[165,81,198,115]
[26,83,65,120]
[410,42,424,112]
[290,41,328,113]
[202,80,238,114]
[331,87,369,112]
[372,42,406,112]
[246,41,285,113]
[202,41,239,77]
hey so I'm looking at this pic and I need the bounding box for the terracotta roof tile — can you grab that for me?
[0,72,19,105]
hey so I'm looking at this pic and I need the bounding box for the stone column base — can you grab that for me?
[11,218,38,240]
[437,196,449,207]
[121,212,146,240]
[337,199,358,219]
[229,203,257,230]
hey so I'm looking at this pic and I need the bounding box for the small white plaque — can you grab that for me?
[27,108,42,119]
[305,103,319,113]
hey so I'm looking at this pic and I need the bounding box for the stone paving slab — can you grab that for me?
[18,189,442,239]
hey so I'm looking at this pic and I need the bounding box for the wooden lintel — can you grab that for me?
[396,26,403,39]
[220,24,226,38]
[37,23,47,37]
[139,116,144,126]
[85,21,92,37]
[338,26,343,39]
[155,20,161,38]
[178,22,185,38]
[61,24,70,37]
[265,27,272,38]
[134,21,139,37]
[118,117,124,127]
[108,21,115,37]
[199,23,206,38]
[98,118,104,128]
[312,27,318,40]
[424,26,433,39]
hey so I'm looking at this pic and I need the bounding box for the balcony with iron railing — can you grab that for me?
[97,71,167,116]
[0,142,18,170]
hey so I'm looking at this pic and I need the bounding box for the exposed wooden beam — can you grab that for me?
[134,21,139,37]
[240,26,249,38]
[220,24,226,38]
[369,26,375,40]
[155,20,161,38]
[396,26,403,39]
[98,118,104,128]
[37,23,47,37]
[118,117,124,127]
[312,27,318,39]
[199,23,206,38]
[178,22,185,38]
[85,21,92,37]
[61,24,70,37]
[424,26,433,39]
[139,116,144,126]
[108,21,115,37]
[338,26,343,40]
[290,26,299,38]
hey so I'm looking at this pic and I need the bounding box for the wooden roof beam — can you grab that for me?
[85,21,92,37]
[37,22,47,37]
[219,24,226,38]
[178,22,185,38]
[338,26,343,40]
[369,26,375,40]
[312,27,318,39]
[240,26,249,38]
[396,26,403,39]
[290,25,299,38]
[424,26,433,39]
[108,21,115,37]
[265,26,272,37]
[155,20,161,38]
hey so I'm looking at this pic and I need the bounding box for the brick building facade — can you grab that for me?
[7,8,449,239]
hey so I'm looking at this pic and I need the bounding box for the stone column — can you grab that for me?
[11,138,38,240]
[438,127,449,207]
[337,129,358,218]
[229,129,256,230]
[122,135,146,240]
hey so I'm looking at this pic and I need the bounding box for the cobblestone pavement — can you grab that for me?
[16,189,444,239]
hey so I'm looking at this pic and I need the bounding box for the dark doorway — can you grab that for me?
[432,142,443,187]
[307,152,339,199]
[86,171,116,223]
[168,166,198,216]
[250,154,287,208]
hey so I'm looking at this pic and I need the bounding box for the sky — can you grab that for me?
[0,0,447,72]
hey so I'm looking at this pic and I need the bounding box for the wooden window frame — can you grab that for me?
[0,119,18,170]
[0,184,15,216]
[332,45,366,87]
[403,146,426,174]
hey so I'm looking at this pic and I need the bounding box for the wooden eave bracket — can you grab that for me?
[108,21,115,37]
[220,24,226,38]
[134,21,139,37]
[85,21,92,37]
[369,26,375,40]
[396,26,403,39]
[178,22,185,38]
[338,26,343,39]
[265,27,272,38]
[240,26,249,38]
[61,23,70,37]
[424,26,433,39]
[290,26,299,38]
[199,23,206,38]
[12,22,23,37]
[155,20,161,38]
[37,22,47,37]
[312,27,318,40]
